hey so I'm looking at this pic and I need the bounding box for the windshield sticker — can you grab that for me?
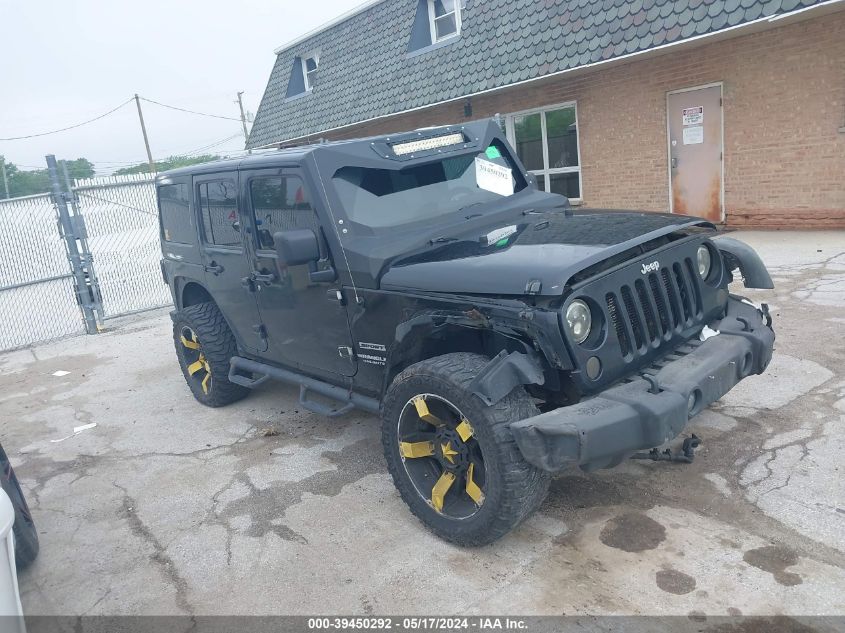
[482,225,517,246]
[475,157,514,197]
[485,145,502,160]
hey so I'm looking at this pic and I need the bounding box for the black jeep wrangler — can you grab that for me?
[157,119,775,545]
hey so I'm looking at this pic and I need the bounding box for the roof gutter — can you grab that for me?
[256,0,845,149]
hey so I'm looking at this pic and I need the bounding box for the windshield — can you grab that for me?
[331,141,528,231]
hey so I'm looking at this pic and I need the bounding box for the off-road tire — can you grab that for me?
[382,353,550,546]
[0,445,39,569]
[173,302,249,407]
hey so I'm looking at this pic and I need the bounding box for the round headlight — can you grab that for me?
[697,245,712,279]
[565,299,592,344]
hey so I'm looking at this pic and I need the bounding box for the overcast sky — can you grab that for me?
[0,0,366,174]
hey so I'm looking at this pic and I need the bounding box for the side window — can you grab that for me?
[158,184,193,244]
[198,180,241,247]
[250,175,319,250]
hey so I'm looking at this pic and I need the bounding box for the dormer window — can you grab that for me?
[427,0,460,42]
[302,52,319,91]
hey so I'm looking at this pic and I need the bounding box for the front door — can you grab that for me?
[667,84,723,221]
[195,173,267,353]
[242,168,356,377]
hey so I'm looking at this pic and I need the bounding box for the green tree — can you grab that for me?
[1,158,95,198]
[112,154,221,176]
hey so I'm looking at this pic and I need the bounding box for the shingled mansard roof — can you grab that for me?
[247,0,829,148]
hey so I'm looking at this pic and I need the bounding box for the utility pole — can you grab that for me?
[236,92,252,154]
[0,156,9,199]
[134,94,156,173]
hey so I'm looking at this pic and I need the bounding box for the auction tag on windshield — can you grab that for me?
[481,225,517,245]
[475,157,514,197]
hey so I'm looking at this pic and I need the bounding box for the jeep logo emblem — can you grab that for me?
[641,261,660,274]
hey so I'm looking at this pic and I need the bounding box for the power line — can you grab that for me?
[181,133,244,156]
[0,99,134,141]
[63,141,240,169]
[0,94,240,143]
[7,131,246,174]
[139,97,241,121]
[86,132,245,166]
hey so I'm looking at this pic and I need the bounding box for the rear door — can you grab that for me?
[158,175,204,299]
[194,173,267,353]
[667,84,723,221]
[241,167,356,377]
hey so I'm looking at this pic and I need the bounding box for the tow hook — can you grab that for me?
[631,434,701,464]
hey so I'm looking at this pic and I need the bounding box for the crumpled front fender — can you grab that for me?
[713,236,774,289]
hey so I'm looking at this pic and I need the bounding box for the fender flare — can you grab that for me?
[713,237,774,289]
[383,309,549,403]
[468,350,546,406]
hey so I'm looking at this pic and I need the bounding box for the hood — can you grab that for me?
[379,210,712,295]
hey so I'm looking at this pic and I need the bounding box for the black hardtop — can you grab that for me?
[155,145,314,181]
[155,119,500,181]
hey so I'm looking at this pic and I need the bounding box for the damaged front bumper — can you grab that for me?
[510,297,775,472]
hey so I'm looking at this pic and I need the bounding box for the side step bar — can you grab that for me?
[228,356,380,418]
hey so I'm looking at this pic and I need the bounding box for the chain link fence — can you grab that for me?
[73,174,171,319]
[0,170,172,353]
[0,194,87,351]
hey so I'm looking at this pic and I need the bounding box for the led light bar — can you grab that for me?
[391,132,465,156]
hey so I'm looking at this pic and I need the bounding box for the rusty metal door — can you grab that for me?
[667,84,723,221]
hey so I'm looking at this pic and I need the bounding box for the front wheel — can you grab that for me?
[382,353,550,546]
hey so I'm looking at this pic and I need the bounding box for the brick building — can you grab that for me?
[247,0,845,228]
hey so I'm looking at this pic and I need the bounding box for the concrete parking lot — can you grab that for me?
[1,230,843,617]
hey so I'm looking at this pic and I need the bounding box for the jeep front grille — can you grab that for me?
[605,258,703,359]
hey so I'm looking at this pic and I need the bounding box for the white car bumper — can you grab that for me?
[0,489,25,631]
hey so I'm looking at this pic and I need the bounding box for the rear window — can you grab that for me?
[198,180,240,247]
[158,184,194,244]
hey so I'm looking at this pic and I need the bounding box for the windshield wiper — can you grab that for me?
[428,236,459,245]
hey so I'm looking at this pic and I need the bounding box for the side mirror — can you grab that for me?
[274,229,320,266]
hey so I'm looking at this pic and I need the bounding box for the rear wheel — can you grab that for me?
[0,445,38,569]
[382,353,550,546]
[172,302,249,407]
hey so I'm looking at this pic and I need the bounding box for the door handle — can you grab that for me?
[204,261,224,275]
[251,271,276,284]
[671,157,678,169]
